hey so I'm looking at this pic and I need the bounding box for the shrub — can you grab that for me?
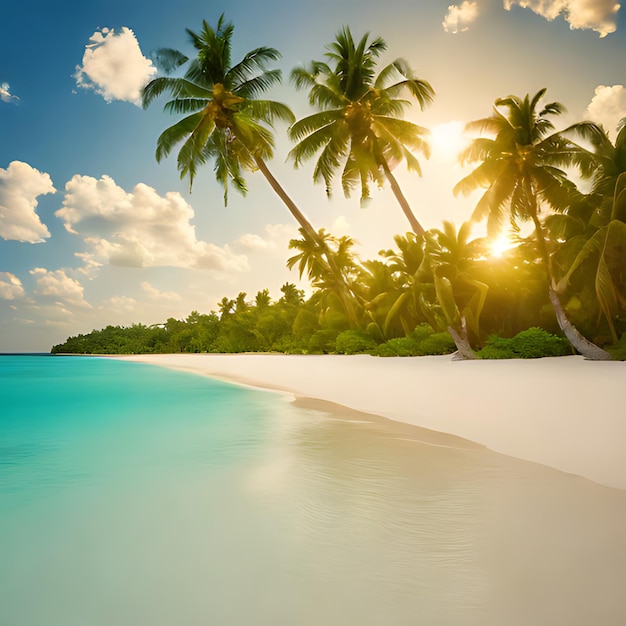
[307,329,339,354]
[410,323,434,344]
[271,335,306,354]
[510,327,571,357]
[476,335,517,359]
[335,330,378,355]
[374,324,456,357]
[375,336,421,357]
[478,327,571,359]
[417,332,456,355]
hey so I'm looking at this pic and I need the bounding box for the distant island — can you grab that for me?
[51,276,624,360]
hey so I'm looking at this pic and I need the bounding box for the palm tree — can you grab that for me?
[141,15,318,239]
[375,232,427,337]
[454,89,611,359]
[418,221,488,359]
[287,229,362,327]
[578,117,626,220]
[289,27,434,235]
[555,120,626,342]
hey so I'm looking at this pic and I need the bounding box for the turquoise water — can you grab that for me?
[1,355,625,625]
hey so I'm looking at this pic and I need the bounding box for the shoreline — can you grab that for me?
[106,353,626,491]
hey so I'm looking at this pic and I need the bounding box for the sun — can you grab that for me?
[489,233,516,258]
[428,121,468,161]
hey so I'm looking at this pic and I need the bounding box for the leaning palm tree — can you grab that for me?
[289,27,434,235]
[454,89,611,359]
[141,15,318,240]
[555,119,626,342]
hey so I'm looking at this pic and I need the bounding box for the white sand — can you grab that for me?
[109,353,626,491]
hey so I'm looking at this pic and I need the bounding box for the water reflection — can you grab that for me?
[245,399,626,626]
[1,387,625,626]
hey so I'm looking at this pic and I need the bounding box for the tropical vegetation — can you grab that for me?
[52,17,626,360]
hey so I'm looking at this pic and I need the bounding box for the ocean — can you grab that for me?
[1,354,625,625]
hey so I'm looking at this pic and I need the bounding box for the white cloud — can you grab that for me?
[74,27,157,105]
[503,0,620,37]
[30,268,91,308]
[238,223,298,252]
[0,272,25,300]
[0,161,55,243]
[56,174,248,273]
[99,295,138,313]
[0,82,19,103]
[584,85,626,137]
[238,233,277,251]
[443,2,480,33]
[141,281,181,301]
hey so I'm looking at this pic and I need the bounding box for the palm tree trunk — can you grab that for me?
[448,318,478,360]
[255,155,362,328]
[546,286,613,360]
[379,158,426,236]
[529,209,612,360]
[254,155,317,239]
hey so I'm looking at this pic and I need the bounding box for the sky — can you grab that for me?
[0,0,624,351]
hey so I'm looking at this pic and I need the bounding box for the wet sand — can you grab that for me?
[107,353,626,490]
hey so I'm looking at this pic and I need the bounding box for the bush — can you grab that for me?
[307,329,339,354]
[410,323,434,344]
[270,335,306,354]
[417,332,456,356]
[375,336,421,357]
[374,324,456,357]
[478,327,571,359]
[335,330,378,355]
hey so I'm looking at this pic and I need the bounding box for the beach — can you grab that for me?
[109,353,626,491]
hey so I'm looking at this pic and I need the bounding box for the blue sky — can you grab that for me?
[0,0,624,351]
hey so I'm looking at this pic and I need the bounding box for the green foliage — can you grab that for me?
[376,336,422,357]
[375,324,455,357]
[308,329,339,354]
[477,327,572,359]
[411,323,435,344]
[335,330,378,354]
[418,332,457,355]
[606,333,626,360]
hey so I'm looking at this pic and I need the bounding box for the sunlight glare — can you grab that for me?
[429,121,468,161]
[489,233,516,258]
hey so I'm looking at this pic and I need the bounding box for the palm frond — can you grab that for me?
[307,82,346,109]
[457,137,496,166]
[463,115,506,139]
[142,77,212,109]
[313,135,349,194]
[235,69,283,99]
[163,98,209,115]
[402,147,424,176]
[243,98,295,126]
[175,112,218,185]
[289,122,342,167]
[155,112,204,161]
[290,65,321,91]
[150,48,189,75]
[288,110,342,142]
[229,46,282,84]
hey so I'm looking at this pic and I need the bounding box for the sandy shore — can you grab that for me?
[108,353,626,491]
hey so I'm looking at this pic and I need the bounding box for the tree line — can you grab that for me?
[54,16,626,358]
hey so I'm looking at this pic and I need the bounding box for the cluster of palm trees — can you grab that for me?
[141,15,626,359]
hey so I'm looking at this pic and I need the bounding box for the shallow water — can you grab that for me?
[1,355,625,625]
